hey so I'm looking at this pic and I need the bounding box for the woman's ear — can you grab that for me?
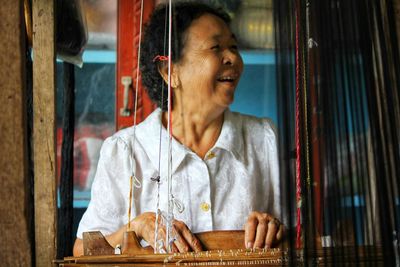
[157,62,180,88]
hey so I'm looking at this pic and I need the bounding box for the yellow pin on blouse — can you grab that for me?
[200,202,210,212]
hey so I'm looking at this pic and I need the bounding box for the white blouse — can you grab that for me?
[77,108,280,238]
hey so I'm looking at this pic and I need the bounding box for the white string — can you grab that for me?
[166,0,174,254]
[153,3,170,255]
[171,195,185,213]
[131,0,145,163]
[127,0,145,231]
[133,0,144,132]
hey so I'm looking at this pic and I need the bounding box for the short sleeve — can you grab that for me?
[76,136,132,238]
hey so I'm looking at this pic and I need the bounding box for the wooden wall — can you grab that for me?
[0,1,32,266]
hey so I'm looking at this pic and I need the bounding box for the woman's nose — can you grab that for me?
[222,49,241,66]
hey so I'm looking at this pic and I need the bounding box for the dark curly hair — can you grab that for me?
[139,2,231,110]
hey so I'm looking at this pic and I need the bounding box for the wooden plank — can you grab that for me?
[0,1,32,266]
[32,0,57,266]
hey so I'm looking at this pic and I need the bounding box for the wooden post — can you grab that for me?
[0,1,32,266]
[32,0,57,266]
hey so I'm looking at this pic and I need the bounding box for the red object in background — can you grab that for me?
[116,0,156,130]
[57,125,113,191]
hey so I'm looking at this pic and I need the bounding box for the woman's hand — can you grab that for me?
[244,211,285,249]
[132,212,202,253]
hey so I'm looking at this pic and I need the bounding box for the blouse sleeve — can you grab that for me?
[264,119,281,221]
[76,135,133,239]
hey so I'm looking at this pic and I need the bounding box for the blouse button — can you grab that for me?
[205,151,216,160]
[200,202,210,212]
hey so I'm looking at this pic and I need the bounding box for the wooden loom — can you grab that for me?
[57,230,384,266]
[55,0,400,265]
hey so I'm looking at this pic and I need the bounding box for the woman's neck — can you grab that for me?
[162,107,225,159]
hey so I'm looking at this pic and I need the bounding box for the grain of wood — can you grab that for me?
[0,1,32,266]
[32,0,57,266]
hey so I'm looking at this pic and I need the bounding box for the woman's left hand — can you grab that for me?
[244,211,285,249]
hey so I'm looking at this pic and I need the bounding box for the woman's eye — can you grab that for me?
[211,45,220,50]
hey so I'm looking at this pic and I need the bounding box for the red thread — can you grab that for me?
[295,0,302,249]
[153,55,169,62]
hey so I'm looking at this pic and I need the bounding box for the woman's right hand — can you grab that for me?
[132,212,202,253]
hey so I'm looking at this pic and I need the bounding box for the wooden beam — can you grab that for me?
[32,0,57,266]
[0,1,32,266]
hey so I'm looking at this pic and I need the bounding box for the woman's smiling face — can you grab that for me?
[174,13,244,113]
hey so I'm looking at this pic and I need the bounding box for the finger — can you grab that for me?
[265,220,279,248]
[244,213,258,249]
[176,221,203,252]
[172,224,191,253]
[154,226,168,253]
[276,224,285,242]
[156,235,178,253]
[132,212,157,248]
[254,220,268,248]
[146,230,156,248]
[141,222,156,248]
[170,242,179,253]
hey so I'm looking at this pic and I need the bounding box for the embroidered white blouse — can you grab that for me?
[77,108,280,238]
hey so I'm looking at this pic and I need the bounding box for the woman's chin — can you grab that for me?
[220,96,235,108]
[225,91,235,104]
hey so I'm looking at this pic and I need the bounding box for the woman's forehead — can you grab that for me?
[183,13,233,43]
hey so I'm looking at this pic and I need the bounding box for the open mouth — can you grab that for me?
[217,74,238,83]
[217,77,235,82]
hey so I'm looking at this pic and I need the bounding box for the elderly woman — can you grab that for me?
[73,2,283,256]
